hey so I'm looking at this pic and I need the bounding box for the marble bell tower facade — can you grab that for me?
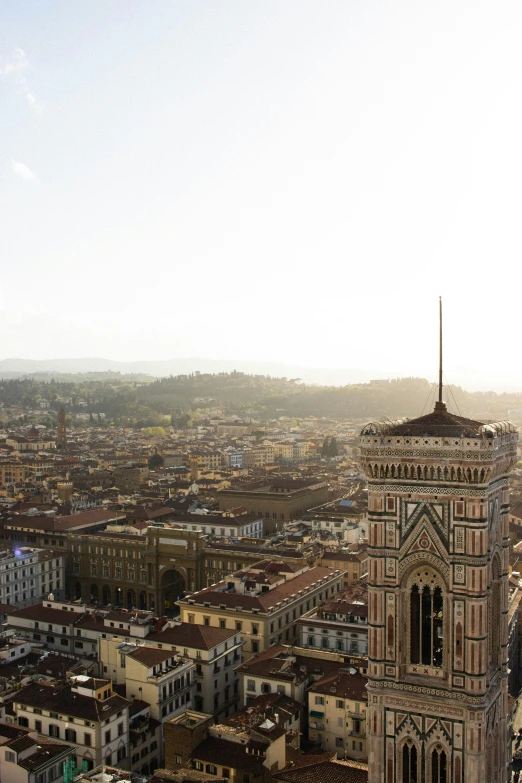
[359,401,517,783]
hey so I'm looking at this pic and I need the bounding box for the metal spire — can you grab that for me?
[435,296,446,412]
[439,296,443,403]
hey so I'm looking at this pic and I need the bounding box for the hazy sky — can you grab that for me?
[1,1,521,384]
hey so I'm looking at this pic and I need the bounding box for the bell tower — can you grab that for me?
[57,405,67,449]
[360,398,517,782]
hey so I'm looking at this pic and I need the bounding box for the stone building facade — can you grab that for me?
[359,403,518,783]
[217,479,329,534]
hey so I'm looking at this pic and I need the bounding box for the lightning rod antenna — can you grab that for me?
[439,296,443,404]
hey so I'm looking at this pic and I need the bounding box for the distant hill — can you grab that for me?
[0,357,384,386]
[1,371,522,426]
[1,356,519,392]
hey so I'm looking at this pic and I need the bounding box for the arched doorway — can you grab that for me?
[114,587,123,607]
[139,591,147,610]
[160,569,185,615]
[127,589,136,609]
[90,584,99,603]
[75,582,82,600]
[102,585,111,605]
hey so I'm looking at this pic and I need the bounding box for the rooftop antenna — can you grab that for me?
[435,296,446,412]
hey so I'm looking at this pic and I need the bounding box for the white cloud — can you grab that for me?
[0,47,42,112]
[11,159,37,180]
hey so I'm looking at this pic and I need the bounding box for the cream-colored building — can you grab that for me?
[120,646,193,722]
[308,669,367,761]
[99,624,241,722]
[0,721,75,783]
[11,676,131,772]
[179,561,344,659]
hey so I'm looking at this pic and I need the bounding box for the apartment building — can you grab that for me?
[129,699,162,776]
[12,675,131,771]
[0,721,75,783]
[296,590,368,657]
[0,462,30,485]
[243,446,274,469]
[6,598,157,656]
[100,622,241,721]
[164,712,287,783]
[237,645,362,709]
[308,669,367,761]
[178,562,343,659]
[124,646,194,722]
[187,452,223,480]
[0,547,65,609]
[319,551,367,589]
[148,622,243,719]
[170,511,264,540]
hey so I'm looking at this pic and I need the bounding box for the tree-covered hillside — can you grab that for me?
[0,372,521,427]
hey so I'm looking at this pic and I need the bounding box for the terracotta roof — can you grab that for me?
[17,739,73,771]
[7,603,77,625]
[7,734,37,752]
[238,647,343,684]
[127,647,177,667]
[186,567,339,613]
[308,670,367,701]
[276,760,368,783]
[13,681,130,722]
[148,623,238,650]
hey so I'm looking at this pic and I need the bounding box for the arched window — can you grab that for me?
[402,741,417,783]
[408,568,444,667]
[431,745,447,783]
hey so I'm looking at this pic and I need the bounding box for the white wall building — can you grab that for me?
[0,547,65,609]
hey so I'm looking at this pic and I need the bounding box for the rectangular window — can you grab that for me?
[5,750,15,762]
[336,699,344,708]
[314,696,324,705]
[84,733,92,746]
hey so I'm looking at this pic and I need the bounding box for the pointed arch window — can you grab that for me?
[431,745,447,783]
[402,741,417,783]
[408,569,444,667]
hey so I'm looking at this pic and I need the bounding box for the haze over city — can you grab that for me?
[3,5,522,781]
[2,1,522,391]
